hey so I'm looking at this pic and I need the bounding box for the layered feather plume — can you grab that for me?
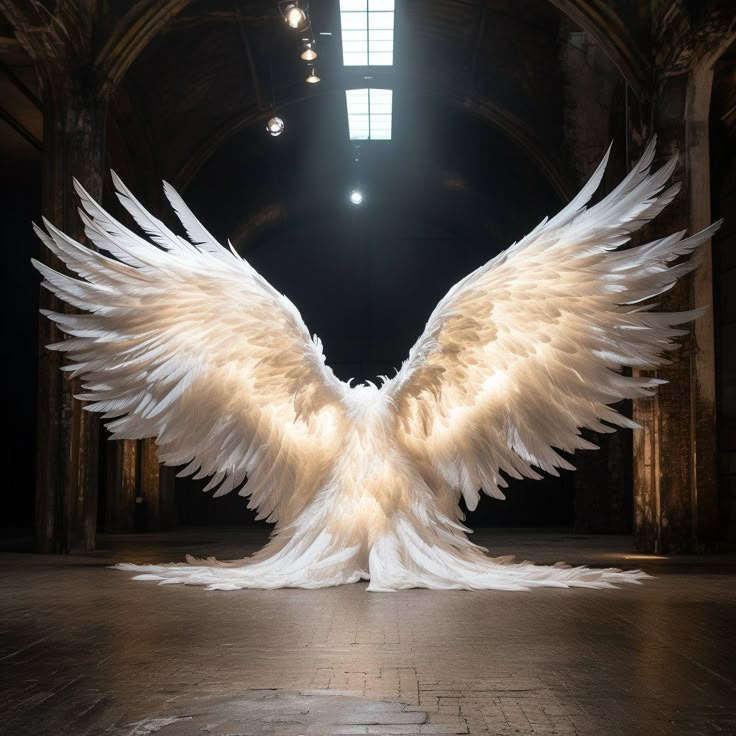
[32,139,717,591]
[34,175,346,525]
[386,138,720,512]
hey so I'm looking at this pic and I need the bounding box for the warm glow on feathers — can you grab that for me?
[33,140,718,591]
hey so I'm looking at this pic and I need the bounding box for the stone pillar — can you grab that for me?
[36,73,108,552]
[105,439,138,533]
[142,440,177,531]
[686,64,719,549]
[631,68,719,553]
[4,0,181,549]
[104,438,176,533]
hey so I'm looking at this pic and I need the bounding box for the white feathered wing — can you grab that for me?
[386,138,719,521]
[33,174,347,534]
[34,140,714,591]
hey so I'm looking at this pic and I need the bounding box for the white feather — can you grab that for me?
[34,144,713,591]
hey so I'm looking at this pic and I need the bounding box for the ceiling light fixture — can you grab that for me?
[305,68,320,84]
[300,43,317,61]
[266,116,285,136]
[349,189,364,205]
[282,2,307,29]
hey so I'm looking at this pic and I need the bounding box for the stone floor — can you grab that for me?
[0,527,735,736]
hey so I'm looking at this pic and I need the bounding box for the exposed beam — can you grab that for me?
[0,102,40,149]
[454,5,576,200]
[235,2,264,111]
[0,60,41,109]
[0,35,28,64]
[173,107,262,190]
[467,0,489,94]
[232,203,288,250]
[95,0,193,98]
[464,96,574,201]
[162,10,273,33]
[0,0,86,71]
[721,101,736,127]
[547,0,651,97]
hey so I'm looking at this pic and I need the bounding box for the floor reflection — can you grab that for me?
[1,527,734,735]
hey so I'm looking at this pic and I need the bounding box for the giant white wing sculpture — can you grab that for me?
[33,141,718,591]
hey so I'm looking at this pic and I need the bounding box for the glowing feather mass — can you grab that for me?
[33,141,718,591]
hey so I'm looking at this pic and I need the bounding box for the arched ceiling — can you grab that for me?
[9,2,736,197]
[119,0,576,196]
[0,0,657,194]
[184,90,563,248]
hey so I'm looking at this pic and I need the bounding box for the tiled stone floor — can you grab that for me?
[1,527,734,736]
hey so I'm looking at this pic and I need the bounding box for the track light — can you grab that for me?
[266,116,285,136]
[282,2,307,29]
[301,43,317,61]
[305,68,320,84]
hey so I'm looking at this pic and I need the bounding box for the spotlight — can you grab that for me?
[305,68,320,84]
[349,189,363,205]
[266,116,285,136]
[301,43,317,61]
[283,2,306,28]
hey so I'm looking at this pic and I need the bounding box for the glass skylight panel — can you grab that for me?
[346,89,392,140]
[339,0,395,66]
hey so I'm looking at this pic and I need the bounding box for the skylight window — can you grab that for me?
[346,89,393,140]
[339,0,395,66]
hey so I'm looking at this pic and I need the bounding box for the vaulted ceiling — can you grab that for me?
[0,1,732,218]
[0,0,655,184]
